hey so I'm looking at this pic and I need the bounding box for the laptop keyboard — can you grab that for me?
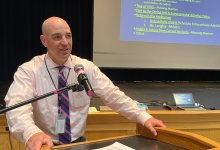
[182,107,206,110]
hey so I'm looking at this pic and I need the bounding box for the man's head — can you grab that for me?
[40,17,72,65]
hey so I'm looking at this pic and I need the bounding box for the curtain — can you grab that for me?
[1,0,93,81]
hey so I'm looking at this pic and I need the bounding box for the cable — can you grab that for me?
[9,132,12,150]
[6,127,12,150]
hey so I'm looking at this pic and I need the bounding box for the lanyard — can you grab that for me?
[44,55,71,90]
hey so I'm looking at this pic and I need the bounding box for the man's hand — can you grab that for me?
[26,132,53,150]
[144,118,166,136]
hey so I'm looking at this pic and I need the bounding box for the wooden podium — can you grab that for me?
[41,124,220,150]
[1,110,220,149]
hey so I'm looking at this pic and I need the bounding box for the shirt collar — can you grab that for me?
[45,53,73,69]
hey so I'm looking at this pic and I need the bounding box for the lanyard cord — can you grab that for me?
[44,55,71,90]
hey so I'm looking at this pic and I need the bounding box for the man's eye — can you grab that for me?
[53,35,61,40]
[66,34,72,39]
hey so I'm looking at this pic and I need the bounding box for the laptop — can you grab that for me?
[173,93,206,110]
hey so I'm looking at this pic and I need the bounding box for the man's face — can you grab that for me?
[41,20,72,65]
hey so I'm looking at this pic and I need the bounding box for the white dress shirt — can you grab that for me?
[5,54,152,144]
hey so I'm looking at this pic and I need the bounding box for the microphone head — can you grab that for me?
[74,64,84,74]
[74,64,93,97]
[74,64,87,84]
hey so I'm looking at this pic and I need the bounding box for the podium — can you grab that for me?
[1,111,220,149]
[41,124,220,150]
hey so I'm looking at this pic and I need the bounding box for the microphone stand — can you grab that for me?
[0,83,83,114]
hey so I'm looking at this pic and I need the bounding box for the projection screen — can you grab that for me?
[93,0,220,69]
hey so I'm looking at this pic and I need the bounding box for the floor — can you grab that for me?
[1,81,220,110]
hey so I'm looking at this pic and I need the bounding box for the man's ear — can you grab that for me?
[40,35,47,47]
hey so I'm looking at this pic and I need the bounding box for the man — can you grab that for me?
[5,17,166,150]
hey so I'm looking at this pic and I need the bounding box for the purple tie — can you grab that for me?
[57,66,71,144]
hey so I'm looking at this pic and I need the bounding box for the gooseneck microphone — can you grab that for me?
[74,64,93,97]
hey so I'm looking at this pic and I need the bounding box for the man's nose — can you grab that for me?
[61,37,68,45]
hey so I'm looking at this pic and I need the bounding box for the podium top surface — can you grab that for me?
[55,135,185,150]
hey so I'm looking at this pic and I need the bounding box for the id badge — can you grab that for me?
[55,113,66,134]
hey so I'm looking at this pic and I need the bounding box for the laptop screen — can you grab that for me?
[173,93,195,106]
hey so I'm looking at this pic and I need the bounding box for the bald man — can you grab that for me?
[5,17,166,150]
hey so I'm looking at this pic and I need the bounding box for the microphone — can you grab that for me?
[74,64,93,97]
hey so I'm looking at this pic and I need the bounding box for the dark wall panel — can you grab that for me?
[1,0,93,81]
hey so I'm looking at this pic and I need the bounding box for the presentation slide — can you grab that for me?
[121,0,220,46]
[93,0,220,69]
